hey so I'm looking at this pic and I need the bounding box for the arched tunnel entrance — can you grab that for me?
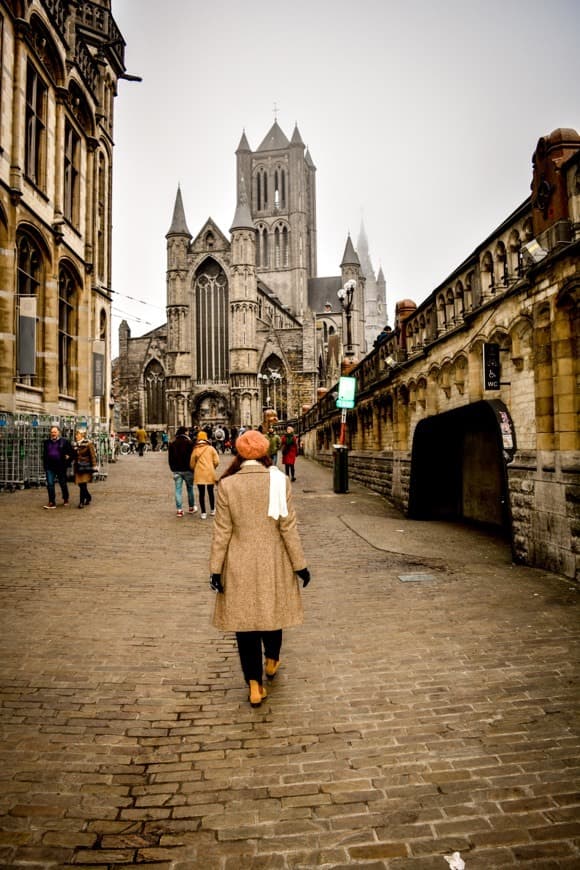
[408,399,516,536]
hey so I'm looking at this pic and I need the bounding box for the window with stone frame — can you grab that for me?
[25,61,48,188]
[194,258,229,384]
[144,359,165,425]
[64,119,81,226]
[17,233,42,385]
[58,265,77,395]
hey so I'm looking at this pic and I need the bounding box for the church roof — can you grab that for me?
[166,186,191,237]
[230,176,254,231]
[341,234,360,267]
[236,130,251,152]
[257,121,290,152]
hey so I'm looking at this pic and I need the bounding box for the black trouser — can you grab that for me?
[197,484,215,513]
[284,463,295,480]
[79,481,91,504]
[235,630,282,683]
[138,443,145,456]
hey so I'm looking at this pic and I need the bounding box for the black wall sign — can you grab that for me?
[483,342,501,390]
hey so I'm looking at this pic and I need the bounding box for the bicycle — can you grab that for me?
[119,439,151,456]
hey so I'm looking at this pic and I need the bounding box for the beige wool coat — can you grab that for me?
[210,464,307,632]
[189,441,219,484]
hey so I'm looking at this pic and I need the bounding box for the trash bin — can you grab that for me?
[333,444,348,493]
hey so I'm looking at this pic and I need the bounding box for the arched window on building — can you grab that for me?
[58,265,77,395]
[255,168,268,211]
[194,258,229,383]
[17,233,43,385]
[273,222,289,268]
[257,225,268,267]
[274,167,286,208]
[25,61,48,189]
[144,360,165,425]
[64,119,80,227]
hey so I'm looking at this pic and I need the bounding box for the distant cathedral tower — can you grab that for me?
[236,121,317,317]
[357,221,387,349]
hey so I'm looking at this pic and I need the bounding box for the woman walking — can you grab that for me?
[189,431,219,519]
[209,430,311,707]
[74,429,97,508]
[280,425,299,480]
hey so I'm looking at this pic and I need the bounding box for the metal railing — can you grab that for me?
[0,413,112,492]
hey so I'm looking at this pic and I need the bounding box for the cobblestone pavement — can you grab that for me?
[0,453,579,870]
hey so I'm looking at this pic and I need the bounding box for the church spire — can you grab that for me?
[230,176,254,231]
[290,122,304,146]
[166,185,191,238]
[341,233,360,267]
[236,129,251,152]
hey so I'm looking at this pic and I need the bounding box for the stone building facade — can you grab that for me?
[0,0,127,428]
[300,128,580,580]
[114,121,386,434]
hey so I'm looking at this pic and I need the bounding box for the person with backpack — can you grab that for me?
[280,425,298,481]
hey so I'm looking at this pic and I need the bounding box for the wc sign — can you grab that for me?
[336,376,357,409]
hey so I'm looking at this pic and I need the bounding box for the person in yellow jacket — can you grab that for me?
[189,431,220,518]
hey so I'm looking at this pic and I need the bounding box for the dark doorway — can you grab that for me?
[408,400,514,534]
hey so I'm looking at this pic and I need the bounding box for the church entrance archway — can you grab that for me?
[192,391,230,429]
[408,400,515,538]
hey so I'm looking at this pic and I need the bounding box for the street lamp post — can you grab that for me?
[336,279,356,444]
[337,279,356,359]
[257,369,282,413]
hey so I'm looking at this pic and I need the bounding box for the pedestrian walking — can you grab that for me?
[42,425,74,509]
[189,431,219,519]
[280,425,299,481]
[135,425,147,456]
[150,431,158,452]
[214,425,226,453]
[267,427,281,466]
[168,426,196,517]
[73,429,97,509]
[160,431,169,451]
[209,429,310,707]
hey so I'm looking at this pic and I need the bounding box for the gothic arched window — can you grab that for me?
[194,258,229,383]
[144,360,165,425]
[17,232,43,384]
[58,265,77,395]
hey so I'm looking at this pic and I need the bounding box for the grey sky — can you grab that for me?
[110,0,580,353]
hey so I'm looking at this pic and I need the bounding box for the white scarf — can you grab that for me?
[268,466,288,519]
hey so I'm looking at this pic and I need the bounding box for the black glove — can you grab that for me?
[296,567,311,588]
[209,573,224,594]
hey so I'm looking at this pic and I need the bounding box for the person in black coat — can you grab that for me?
[42,425,74,509]
[168,426,196,517]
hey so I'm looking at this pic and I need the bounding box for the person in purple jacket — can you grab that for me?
[42,425,74,509]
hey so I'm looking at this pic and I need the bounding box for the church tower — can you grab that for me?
[236,121,317,318]
[229,179,260,427]
[165,186,192,429]
[340,234,365,360]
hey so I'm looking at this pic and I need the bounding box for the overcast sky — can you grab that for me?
[110,0,580,354]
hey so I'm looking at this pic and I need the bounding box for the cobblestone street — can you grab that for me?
[0,452,579,869]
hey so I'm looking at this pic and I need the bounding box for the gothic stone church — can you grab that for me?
[114,121,386,434]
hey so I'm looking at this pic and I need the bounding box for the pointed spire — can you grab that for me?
[341,233,360,267]
[290,123,304,146]
[357,219,369,253]
[230,175,254,232]
[257,120,290,152]
[305,147,316,169]
[236,129,251,152]
[166,185,191,238]
[377,265,385,282]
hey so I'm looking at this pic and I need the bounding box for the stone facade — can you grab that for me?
[300,128,580,580]
[0,0,127,427]
[114,121,385,433]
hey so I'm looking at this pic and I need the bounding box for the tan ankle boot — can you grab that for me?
[265,658,280,680]
[248,680,267,707]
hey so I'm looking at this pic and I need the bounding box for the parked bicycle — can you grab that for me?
[119,438,151,456]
